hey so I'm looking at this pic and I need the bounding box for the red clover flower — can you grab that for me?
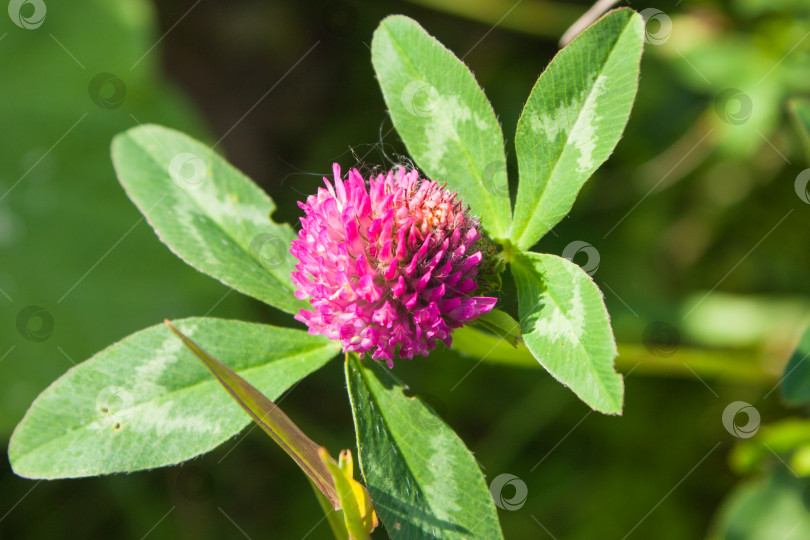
[290,164,499,366]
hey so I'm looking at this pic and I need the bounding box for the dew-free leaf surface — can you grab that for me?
[512,252,623,414]
[346,355,504,539]
[9,318,338,478]
[112,125,305,314]
[372,15,511,240]
[510,9,643,249]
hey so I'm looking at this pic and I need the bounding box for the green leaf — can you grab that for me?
[467,308,522,347]
[730,418,810,477]
[111,124,306,314]
[510,8,643,250]
[781,324,810,406]
[8,318,339,479]
[371,15,511,240]
[512,252,623,414]
[164,321,341,508]
[345,355,504,539]
[789,99,810,164]
[319,449,378,539]
[309,450,380,540]
[709,468,810,540]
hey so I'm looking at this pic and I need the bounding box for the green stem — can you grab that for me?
[498,239,518,264]
[309,481,349,540]
[615,344,778,383]
[452,326,779,384]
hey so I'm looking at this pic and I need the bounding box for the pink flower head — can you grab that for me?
[290,163,498,366]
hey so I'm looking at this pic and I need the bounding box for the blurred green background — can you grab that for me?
[2,0,810,538]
